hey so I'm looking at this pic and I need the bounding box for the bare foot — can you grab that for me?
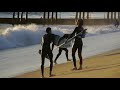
[49,74,56,77]
[78,66,82,70]
[71,67,77,70]
[41,76,45,78]
[54,61,57,64]
[67,59,71,61]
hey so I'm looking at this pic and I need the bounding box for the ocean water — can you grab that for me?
[0,24,119,50]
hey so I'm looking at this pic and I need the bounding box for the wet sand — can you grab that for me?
[16,49,120,78]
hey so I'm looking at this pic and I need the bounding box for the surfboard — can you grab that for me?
[38,34,74,59]
[54,35,61,45]
[54,34,73,48]
[57,29,87,48]
[58,38,73,48]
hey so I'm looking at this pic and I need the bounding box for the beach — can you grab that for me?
[1,24,120,78]
[16,49,120,78]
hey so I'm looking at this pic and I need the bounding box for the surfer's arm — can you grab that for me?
[41,36,44,46]
[51,34,55,51]
[52,43,54,51]
[67,27,77,39]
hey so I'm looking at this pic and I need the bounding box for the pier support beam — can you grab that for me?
[83,12,85,20]
[87,12,89,19]
[107,12,109,19]
[114,12,116,19]
[118,12,120,21]
[26,12,28,23]
[111,12,113,20]
[21,12,24,22]
[79,12,81,19]
[12,12,15,26]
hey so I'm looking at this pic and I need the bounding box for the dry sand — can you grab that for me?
[16,49,120,78]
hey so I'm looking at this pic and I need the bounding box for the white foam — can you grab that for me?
[0,24,120,50]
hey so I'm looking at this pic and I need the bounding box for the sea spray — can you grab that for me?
[0,24,120,50]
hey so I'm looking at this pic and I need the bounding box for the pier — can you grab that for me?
[0,12,119,25]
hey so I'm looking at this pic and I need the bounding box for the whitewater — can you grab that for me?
[0,24,120,78]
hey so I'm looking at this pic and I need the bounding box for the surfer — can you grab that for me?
[40,27,55,78]
[67,19,86,70]
[54,34,71,64]
[114,19,119,28]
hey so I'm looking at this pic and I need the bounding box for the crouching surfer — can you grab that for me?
[54,34,71,64]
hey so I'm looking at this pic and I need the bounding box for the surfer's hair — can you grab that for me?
[46,27,51,33]
[77,19,83,26]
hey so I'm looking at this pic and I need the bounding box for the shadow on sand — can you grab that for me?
[56,63,120,77]
[104,53,120,56]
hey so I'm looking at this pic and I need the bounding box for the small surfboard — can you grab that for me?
[54,34,73,48]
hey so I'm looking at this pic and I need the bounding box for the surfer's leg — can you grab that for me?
[41,51,46,78]
[54,48,62,64]
[63,48,70,61]
[72,45,77,70]
[78,45,83,70]
[48,50,54,77]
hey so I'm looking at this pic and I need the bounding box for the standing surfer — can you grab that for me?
[40,27,55,78]
[67,19,87,70]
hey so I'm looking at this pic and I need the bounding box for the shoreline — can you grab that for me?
[15,49,120,78]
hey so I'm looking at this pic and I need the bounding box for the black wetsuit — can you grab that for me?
[115,20,119,28]
[54,34,69,63]
[41,33,55,77]
[70,26,84,68]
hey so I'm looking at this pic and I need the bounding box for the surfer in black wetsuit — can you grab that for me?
[54,34,71,64]
[114,19,119,28]
[68,19,86,70]
[41,27,55,78]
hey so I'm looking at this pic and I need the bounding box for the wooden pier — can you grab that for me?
[0,12,119,25]
[0,18,118,25]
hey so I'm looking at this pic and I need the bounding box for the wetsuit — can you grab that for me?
[41,33,55,77]
[70,26,84,68]
[115,20,119,28]
[54,34,70,63]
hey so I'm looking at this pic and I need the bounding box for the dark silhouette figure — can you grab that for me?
[114,19,119,28]
[68,19,86,70]
[41,27,55,78]
[54,34,71,64]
